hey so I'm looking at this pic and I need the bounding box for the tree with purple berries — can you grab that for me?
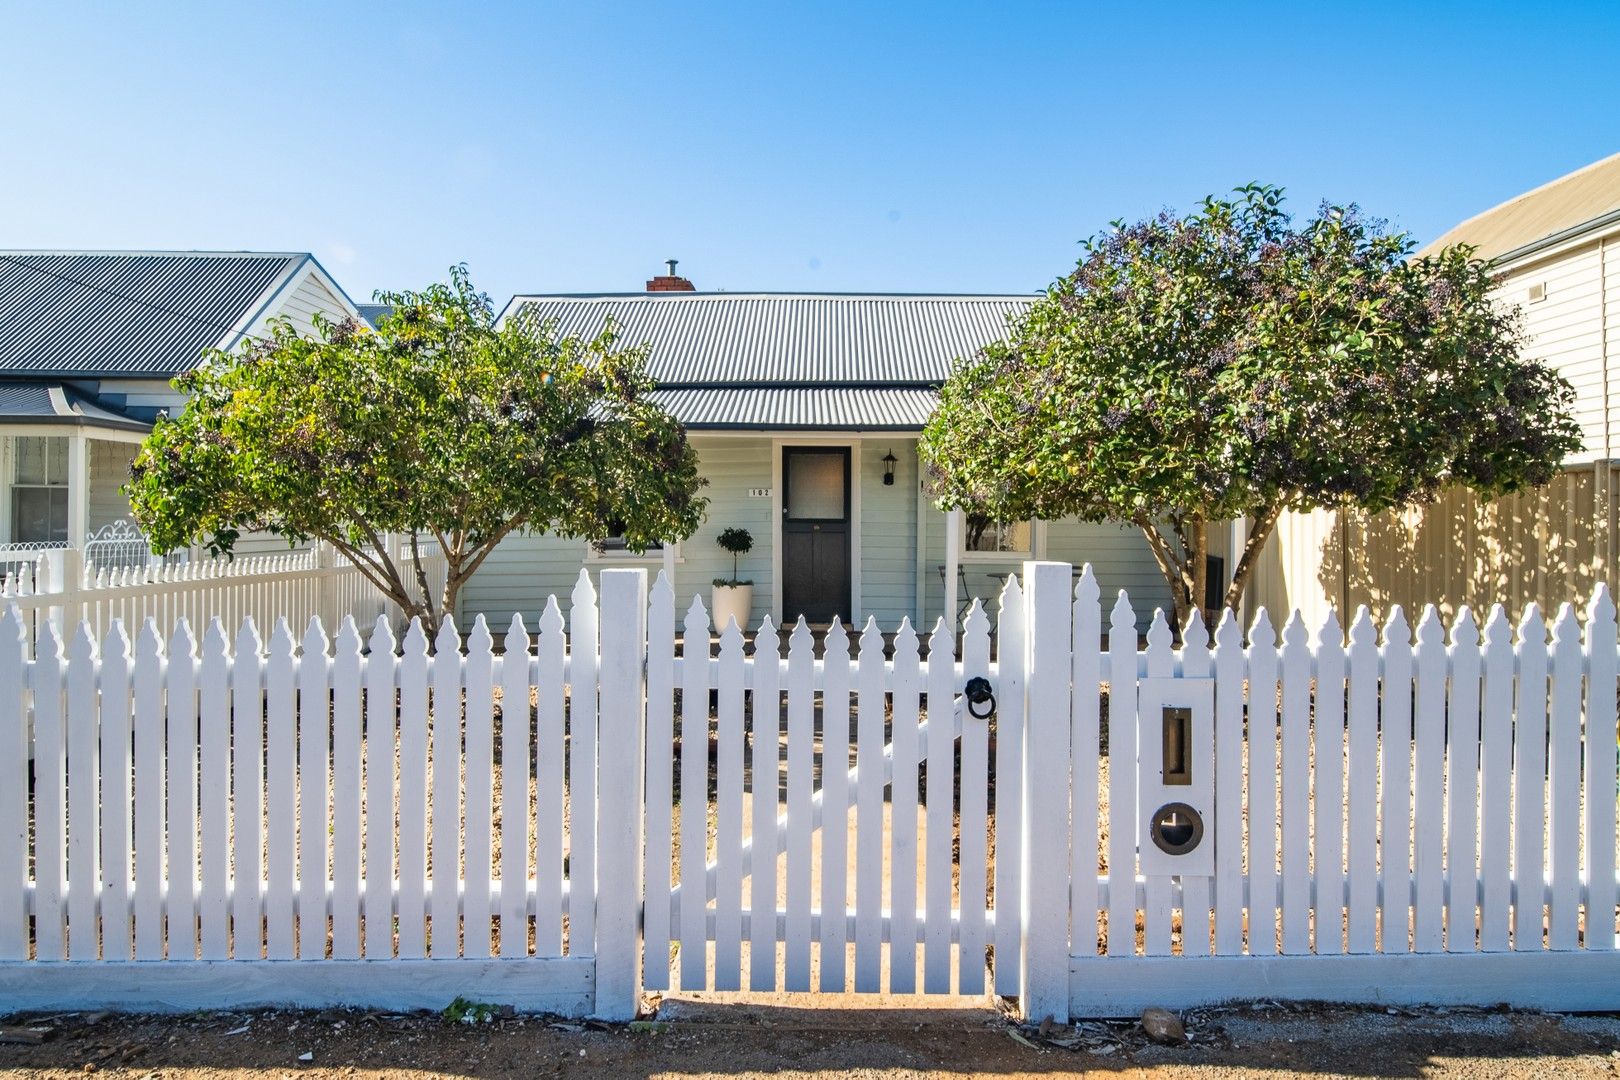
[921,185,1581,632]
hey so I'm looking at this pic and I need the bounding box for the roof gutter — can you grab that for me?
[1490,207,1620,270]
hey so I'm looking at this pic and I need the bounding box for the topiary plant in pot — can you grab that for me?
[711,526,754,632]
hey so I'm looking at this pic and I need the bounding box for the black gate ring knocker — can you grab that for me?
[964,676,996,720]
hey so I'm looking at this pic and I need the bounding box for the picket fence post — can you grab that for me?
[594,568,648,1020]
[1021,561,1073,1022]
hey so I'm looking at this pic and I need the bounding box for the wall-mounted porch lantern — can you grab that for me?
[882,449,897,486]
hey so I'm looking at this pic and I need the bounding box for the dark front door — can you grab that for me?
[781,446,851,624]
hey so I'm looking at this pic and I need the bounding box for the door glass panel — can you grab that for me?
[786,452,844,519]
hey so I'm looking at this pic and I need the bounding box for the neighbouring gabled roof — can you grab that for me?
[499,292,1032,386]
[1418,152,1620,264]
[0,250,310,378]
[0,382,150,432]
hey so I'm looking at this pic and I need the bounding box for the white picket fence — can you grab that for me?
[0,561,1616,1021]
[0,539,446,649]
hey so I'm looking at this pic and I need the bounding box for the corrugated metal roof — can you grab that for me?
[356,303,394,329]
[0,382,150,431]
[648,386,938,429]
[0,251,306,378]
[1418,152,1620,263]
[501,292,1031,385]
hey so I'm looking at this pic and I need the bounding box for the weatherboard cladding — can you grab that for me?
[0,252,303,378]
[505,293,1031,386]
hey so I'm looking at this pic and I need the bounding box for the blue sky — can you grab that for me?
[2,2,1617,304]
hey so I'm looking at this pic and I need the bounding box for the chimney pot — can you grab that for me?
[646,258,695,293]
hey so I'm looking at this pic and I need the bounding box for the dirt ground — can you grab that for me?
[3,998,1618,1079]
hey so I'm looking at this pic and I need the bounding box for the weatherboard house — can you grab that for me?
[473,267,1170,631]
[0,251,360,568]
[0,253,1170,628]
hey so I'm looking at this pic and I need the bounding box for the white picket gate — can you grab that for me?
[0,561,1616,1021]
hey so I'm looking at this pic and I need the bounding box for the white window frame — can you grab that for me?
[586,536,681,563]
[959,516,1037,561]
[10,436,70,545]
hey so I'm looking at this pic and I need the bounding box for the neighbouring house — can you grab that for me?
[465,267,1172,632]
[1250,152,1620,625]
[0,251,359,572]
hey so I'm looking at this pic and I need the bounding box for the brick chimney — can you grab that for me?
[646,258,695,292]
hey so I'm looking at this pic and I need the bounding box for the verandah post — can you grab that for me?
[594,567,649,1020]
[1020,560,1073,1022]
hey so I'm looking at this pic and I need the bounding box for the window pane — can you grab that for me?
[786,453,845,519]
[595,536,662,555]
[13,488,68,543]
[966,518,1032,553]
[14,438,46,486]
[46,437,67,483]
[1000,520,1032,552]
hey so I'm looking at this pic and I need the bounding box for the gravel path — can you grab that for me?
[2,1000,1617,1078]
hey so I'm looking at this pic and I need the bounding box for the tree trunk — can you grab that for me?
[1221,506,1283,618]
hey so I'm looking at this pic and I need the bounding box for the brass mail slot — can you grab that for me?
[1162,706,1192,785]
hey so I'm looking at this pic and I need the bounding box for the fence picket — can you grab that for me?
[1547,604,1583,950]
[1179,609,1212,957]
[32,621,66,961]
[888,618,921,993]
[750,617,782,991]
[1412,608,1446,953]
[198,620,231,961]
[0,608,26,959]
[132,620,165,961]
[644,576,675,989]
[396,620,430,959]
[498,612,531,958]
[1445,610,1482,953]
[784,618,815,991]
[1586,587,1618,951]
[463,617,495,960]
[1313,611,1346,956]
[1379,607,1412,954]
[816,621,855,990]
[957,602,992,993]
[298,620,330,960]
[66,624,99,961]
[923,616,954,991]
[265,619,298,960]
[166,619,200,961]
[1478,607,1515,952]
[1143,611,1175,957]
[1247,610,1279,955]
[431,618,463,959]
[100,621,134,961]
[569,572,599,956]
[994,575,1026,990]
[1277,615,1312,955]
[1512,606,1548,950]
[854,617,885,993]
[680,598,713,990]
[536,599,566,956]
[330,618,363,960]
[1070,570,1102,960]
[364,616,398,960]
[232,618,264,959]
[1106,592,1138,957]
[716,614,748,990]
[1212,611,1246,955]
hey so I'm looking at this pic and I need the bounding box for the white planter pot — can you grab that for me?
[710,583,755,634]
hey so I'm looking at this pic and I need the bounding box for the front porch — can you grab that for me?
[0,387,152,579]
